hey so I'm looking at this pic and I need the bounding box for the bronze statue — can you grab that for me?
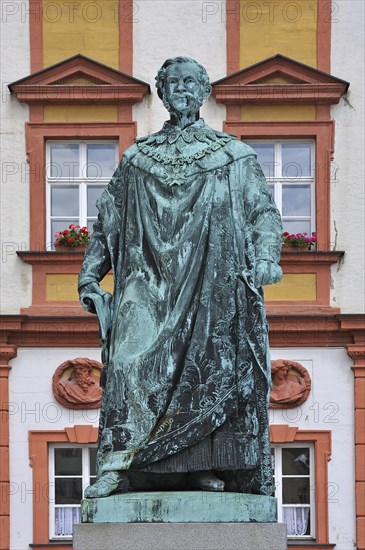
[79,57,283,498]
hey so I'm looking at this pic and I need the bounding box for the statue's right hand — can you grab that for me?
[79,282,111,314]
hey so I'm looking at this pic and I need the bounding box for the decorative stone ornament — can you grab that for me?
[270,359,311,409]
[52,358,103,409]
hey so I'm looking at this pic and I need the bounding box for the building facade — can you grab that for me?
[0,1,364,549]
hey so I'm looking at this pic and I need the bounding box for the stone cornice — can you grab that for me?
[9,54,150,106]
[0,344,17,377]
[212,53,349,106]
[1,313,363,349]
[212,83,347,105]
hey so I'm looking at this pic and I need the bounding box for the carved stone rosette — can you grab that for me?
[52,358,103,409]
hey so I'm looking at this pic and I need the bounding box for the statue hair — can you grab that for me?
[271,360,291,374]
[155,56,211,101]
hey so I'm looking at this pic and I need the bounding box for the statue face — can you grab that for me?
[163,62,204,116]
[274,366,289,381]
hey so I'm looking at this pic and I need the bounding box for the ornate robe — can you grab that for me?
[79,120,282,495]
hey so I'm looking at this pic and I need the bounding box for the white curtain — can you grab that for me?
[55,506,81,536]
[283,507,310,536]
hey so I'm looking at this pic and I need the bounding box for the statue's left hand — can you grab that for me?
[254,260,282,288]
[79,282,112,314]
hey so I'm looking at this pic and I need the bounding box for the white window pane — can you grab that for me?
[87,185,107,216]
[282,185,311,216]
[282,220,311,236]
[282,143,311,178]
[51,186,79,216]
[87,144,116,178]
[268,184,274,197]
[55,478,82,504]
[55,506,80,536]
[282,478,310,504]
[283,507,310,536]
[50,144,79,178]
[248,143,275,177]
[87,218,97,233]
[55,448,82,475]
[282,448,310,476]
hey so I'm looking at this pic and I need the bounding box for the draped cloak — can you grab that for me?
[78,120,282,495]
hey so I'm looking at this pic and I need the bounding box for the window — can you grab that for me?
[46,141,118,248]
[246,140,315,237]
[48,444,97,538]
[272,444,315,539]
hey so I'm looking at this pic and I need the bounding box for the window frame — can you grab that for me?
[48,443,97,540]
[272,442,316,540]
[29,426,332,548]
[46,139,119,248]
[245,139,316,237]
[222,121,335,251]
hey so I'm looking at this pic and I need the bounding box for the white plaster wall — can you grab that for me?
[0,1,32,314]
[132,0,227,137]
[9,348,101,550]
[330,0,365,313]
[9,347,354,549]
[270,348,355,549]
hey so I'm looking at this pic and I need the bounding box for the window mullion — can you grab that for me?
[274,144,282,215]
[48,445,56,538]
[276,447,283,523]
[80,143,87,227]
[275,142,281,179]
[309,445,315,537]
[82,447,88,498]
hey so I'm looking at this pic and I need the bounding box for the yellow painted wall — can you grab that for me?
[42,0,119,68]
[240,105,316,121]
[46,274,114,301]
[239,0,317,68]
[44,105,118,122]
[264,273,317,301]
[258,76,298,84]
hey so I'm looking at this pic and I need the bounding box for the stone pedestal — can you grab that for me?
[73,522,287,549]
[74,492,287,549]
[81,491,277,523]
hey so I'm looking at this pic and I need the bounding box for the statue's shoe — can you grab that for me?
[84,471,129,498]
[188,471,225,492]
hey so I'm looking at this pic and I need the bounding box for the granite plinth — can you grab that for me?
[73,522,288,549]
[81,491,277,523]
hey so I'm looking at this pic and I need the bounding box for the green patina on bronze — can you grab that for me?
[78,57,282,503]
[81,492,278,523]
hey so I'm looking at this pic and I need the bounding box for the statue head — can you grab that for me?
[155,56,212,118]
[271,360,290,381]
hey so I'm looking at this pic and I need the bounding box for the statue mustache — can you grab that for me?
[170,92,198,102]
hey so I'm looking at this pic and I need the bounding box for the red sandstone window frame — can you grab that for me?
[223,120,334,251]
[245,138,316,238]
[271,442,315,539]
[270,425,333,549]
[26,123,135,250]
[28,425,332,549]
[45,139,119,248]
[29,426,98,549]
[48,443,97,540]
